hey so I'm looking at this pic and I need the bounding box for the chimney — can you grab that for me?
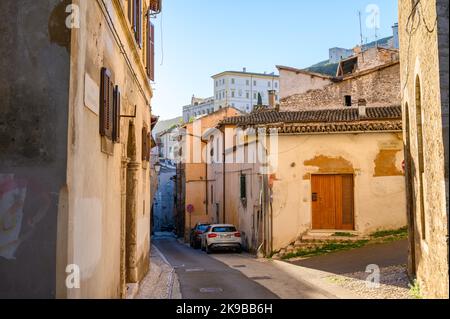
[358,99,367,118]
[268,90,276,108]
[243,67,247,73]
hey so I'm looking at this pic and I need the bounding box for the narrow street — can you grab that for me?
[151,234,343,299]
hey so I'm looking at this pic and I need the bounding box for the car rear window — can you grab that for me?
[198,225,210,231]
[212,226,236,233]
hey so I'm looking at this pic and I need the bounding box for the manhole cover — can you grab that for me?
[249,276,272,280]
[185,268,205,272]
[233,265,247,268]
[200,288,223,293]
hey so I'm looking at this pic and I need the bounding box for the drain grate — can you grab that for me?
[249,276,272,280]
[200,288,223,293]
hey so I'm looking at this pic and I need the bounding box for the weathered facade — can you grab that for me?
[281,47,401,112]
[175,107,242,241]
[0,0,161,298]
[211,106,407,254]
[399,0,449,299]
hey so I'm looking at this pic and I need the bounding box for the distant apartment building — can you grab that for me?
[156,126,181,164]
[212,69,280,113]
[329,23,400,64]
[182,95,215,123]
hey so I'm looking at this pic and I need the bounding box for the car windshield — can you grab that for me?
[198,225,210,232]
[212,226,236,233]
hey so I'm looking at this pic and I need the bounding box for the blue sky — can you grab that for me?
[152,0,398,120]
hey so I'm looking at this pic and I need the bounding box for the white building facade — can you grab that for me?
[182,96,215,123]
[212,69,280,113]
[157,126,181,164]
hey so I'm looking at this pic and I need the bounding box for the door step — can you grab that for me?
[301,230,365,242]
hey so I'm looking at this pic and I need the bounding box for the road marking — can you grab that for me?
[200,288,223,293]
[185,268,205,272]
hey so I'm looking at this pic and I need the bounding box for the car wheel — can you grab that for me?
[201,241,205,251]
[236,247,242,254]
[205,245,212,254]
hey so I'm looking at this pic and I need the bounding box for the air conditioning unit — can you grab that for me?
[149,0,162,14]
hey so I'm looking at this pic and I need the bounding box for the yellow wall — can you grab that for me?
[58,0,153,298]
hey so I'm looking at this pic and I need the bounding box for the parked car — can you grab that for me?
[201,224,242,254]
[190,222,211,249]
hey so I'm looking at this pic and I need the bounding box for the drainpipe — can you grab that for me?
[222,127,226,224]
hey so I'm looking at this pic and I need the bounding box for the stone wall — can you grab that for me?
[281,63,401,111]
[399,0,449,299]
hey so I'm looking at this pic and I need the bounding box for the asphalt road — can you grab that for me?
[154,236,279,299]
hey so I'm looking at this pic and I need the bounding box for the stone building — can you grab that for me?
[399,0,449,299]
[0,0,161,298]
[280,47,401,111]
[210,104,406,255]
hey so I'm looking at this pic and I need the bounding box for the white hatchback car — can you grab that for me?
[201,224,242,254]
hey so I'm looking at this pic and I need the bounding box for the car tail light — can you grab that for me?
[208,233,218,238]
[195,231,202,235]
[234,232,241,238]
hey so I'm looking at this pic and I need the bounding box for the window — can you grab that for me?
[142,126,150,161]
[100,67,121,142]
[216,81,218,87]
[246,80,250,86]
[146,17,155,80]
[222,79,225,85]
[246,92,250,99]
[268,81,271,87]
[231,78,235,85]
[253,80,257,86]
[231,91,235,98]
[274,82,278,88]
[344,95,352,107]
[211,185,214,204]
[240,174,247,200]
[238,90,242,97]
[132,0,142,47]
[253,92,257,99]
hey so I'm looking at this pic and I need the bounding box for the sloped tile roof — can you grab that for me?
[220,106,402,133]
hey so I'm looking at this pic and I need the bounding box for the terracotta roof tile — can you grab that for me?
[220,106,402,133]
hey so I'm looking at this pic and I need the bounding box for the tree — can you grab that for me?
[257,93,263,106]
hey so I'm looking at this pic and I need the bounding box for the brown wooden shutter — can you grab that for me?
[100,67,113,139]
[134,0,142,46]
[113,85,121,143]
[147,19,155,81]
[142,126,149,161]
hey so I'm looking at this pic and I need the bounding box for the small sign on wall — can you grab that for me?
[378,140,402,150]
[84,73,99,115]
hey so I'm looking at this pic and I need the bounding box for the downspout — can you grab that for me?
[222,126,226,224]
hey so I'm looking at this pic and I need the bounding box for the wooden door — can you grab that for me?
[311,175,354,230]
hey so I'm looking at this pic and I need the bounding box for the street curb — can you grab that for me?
[152,244,182,299]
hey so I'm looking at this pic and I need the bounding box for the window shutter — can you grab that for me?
[142,126,149,161]
[240,174,247,199]
[113,85,121,143]
[147,20,155,81]
[100,67,113,139]
[147,132,152,159]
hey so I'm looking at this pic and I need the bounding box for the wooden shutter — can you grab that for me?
[147,20,155,81]
[134,0,142,46]
[100,67,113,139]
[142,126,149,161]
[113,85,121,143]
[240,174,247,199]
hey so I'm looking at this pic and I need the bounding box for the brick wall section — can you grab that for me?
[281,63,401,111]
[399,0,449,299]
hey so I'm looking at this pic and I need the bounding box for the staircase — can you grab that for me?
[272,230,368,260]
